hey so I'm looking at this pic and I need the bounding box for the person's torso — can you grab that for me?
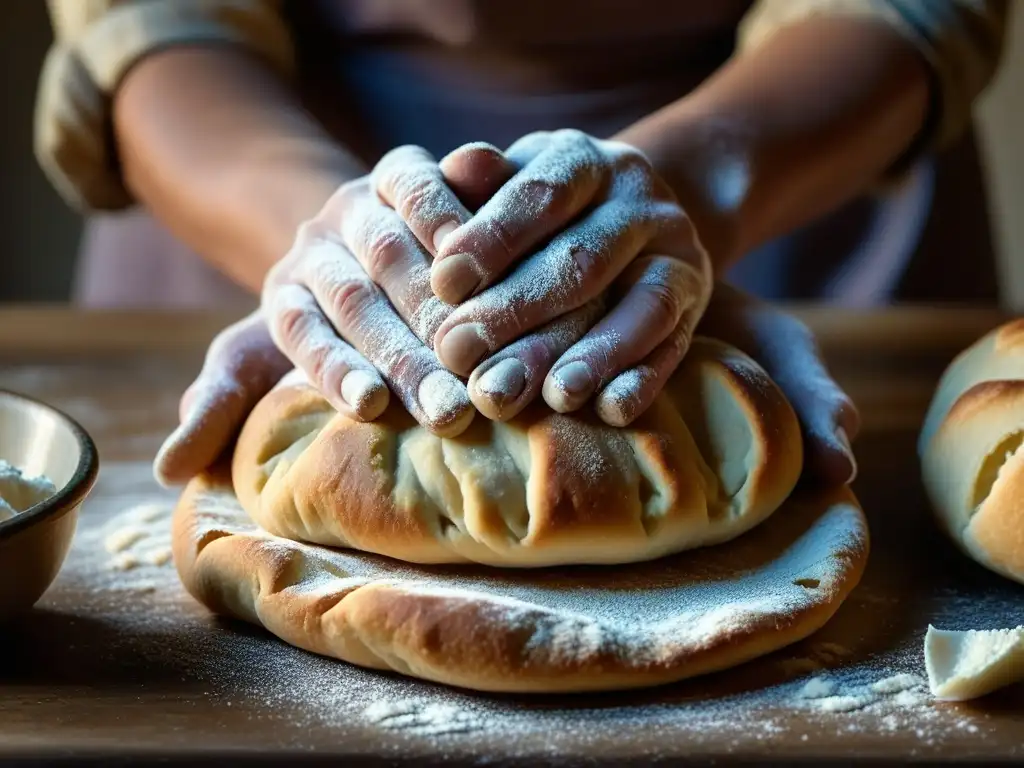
[287,0,753,161]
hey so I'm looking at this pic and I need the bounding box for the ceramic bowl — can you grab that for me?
[0,389,99,619]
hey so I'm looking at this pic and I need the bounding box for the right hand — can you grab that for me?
[261,143,516,438]
[155,143,517,485]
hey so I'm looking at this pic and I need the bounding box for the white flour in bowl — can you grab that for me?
[0,459,56,522]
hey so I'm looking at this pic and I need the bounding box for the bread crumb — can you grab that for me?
[110,552,140,571]
[142,547,173,567]
[798,677,836,699]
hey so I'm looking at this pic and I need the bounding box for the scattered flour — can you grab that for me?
[816,694,874,713]
[872,673,922,695]
[0,459,57,522]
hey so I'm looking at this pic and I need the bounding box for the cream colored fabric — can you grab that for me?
[36,0,294,210]
[231,338,804,568]
[36,0,1008,213]
[919,319,1024,586]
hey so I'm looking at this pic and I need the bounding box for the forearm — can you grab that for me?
[114,46,366,292]
[615,15,930,272]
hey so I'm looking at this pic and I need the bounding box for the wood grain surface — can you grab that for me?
[0,306,1020,766]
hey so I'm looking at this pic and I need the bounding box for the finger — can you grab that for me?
[592,318,696,428]
[700,284,859,486]
[335,185,452,342]
[439,142,519,212]
[154,311,293,487]
[372,145,472,256]
[295,236,475,437]
[432,129,606,304]
[467,300,604,421]
[433,199,656,376]
[265,282,391,422]
[541,255,705,414]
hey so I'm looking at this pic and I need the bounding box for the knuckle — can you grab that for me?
[272,302,311,351]
[518,175,581,220]
[300,343,332,388]
[394,173,444,226]
[551,128,589,149]
[481,215,518,265]
[381,346,428,383]
[639,280,684,327]
[362,228,408,278]
[327,276,379,329]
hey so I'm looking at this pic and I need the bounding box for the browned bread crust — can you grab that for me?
[920,320,1024,584]
[230,337,804,567]
[173,469,869,694]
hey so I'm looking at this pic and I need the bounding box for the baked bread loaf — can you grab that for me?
[232,336,804,568]
[173,469,869,694]
[920,319,1024,585]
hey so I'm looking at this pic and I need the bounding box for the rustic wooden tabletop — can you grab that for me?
[0,306,1020,766]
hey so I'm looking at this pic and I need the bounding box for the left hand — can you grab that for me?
[430,129,713,427]
[697,283,860,487]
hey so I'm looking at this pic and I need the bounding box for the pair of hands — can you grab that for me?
[155,130,859,488]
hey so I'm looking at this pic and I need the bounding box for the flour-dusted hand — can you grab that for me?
[431,130,713,427]
[153,311,293,486]
[697,283,860,487]
[263,144,515,437]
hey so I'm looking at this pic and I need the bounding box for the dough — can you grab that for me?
[0,459,56,522]
[925,624,1024,701]
[232,337,804,568]
[173,469,869,694]
[919,319,1024,584]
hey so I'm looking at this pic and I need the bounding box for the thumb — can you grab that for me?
[439,142,518,212]
[699,283,859,487]
[154,311,293,486]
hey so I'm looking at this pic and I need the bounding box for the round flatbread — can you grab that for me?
[173,469,868,694]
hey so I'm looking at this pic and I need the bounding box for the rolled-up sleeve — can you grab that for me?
[36,0,295,212]
[738,0,1010,157]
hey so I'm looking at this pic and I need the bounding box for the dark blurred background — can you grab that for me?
[3,3,1022,307]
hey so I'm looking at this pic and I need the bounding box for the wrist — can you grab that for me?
[614,108,750,275]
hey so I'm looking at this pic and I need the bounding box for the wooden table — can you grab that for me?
[0,306,1021,766]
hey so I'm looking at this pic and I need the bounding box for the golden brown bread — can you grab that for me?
[920,319,1024,584]
[173,468,869,694]
[231,337,804,568]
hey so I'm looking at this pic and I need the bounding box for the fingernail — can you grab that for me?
[546,361,596,410]
[836,426,858,484]
[418,370,474,436]
[475,358,526,404]
[553,361,594,396]
[438,322,489,375]
[340,370,383,415]
[432,253,481,304]
[432,221,459,252]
